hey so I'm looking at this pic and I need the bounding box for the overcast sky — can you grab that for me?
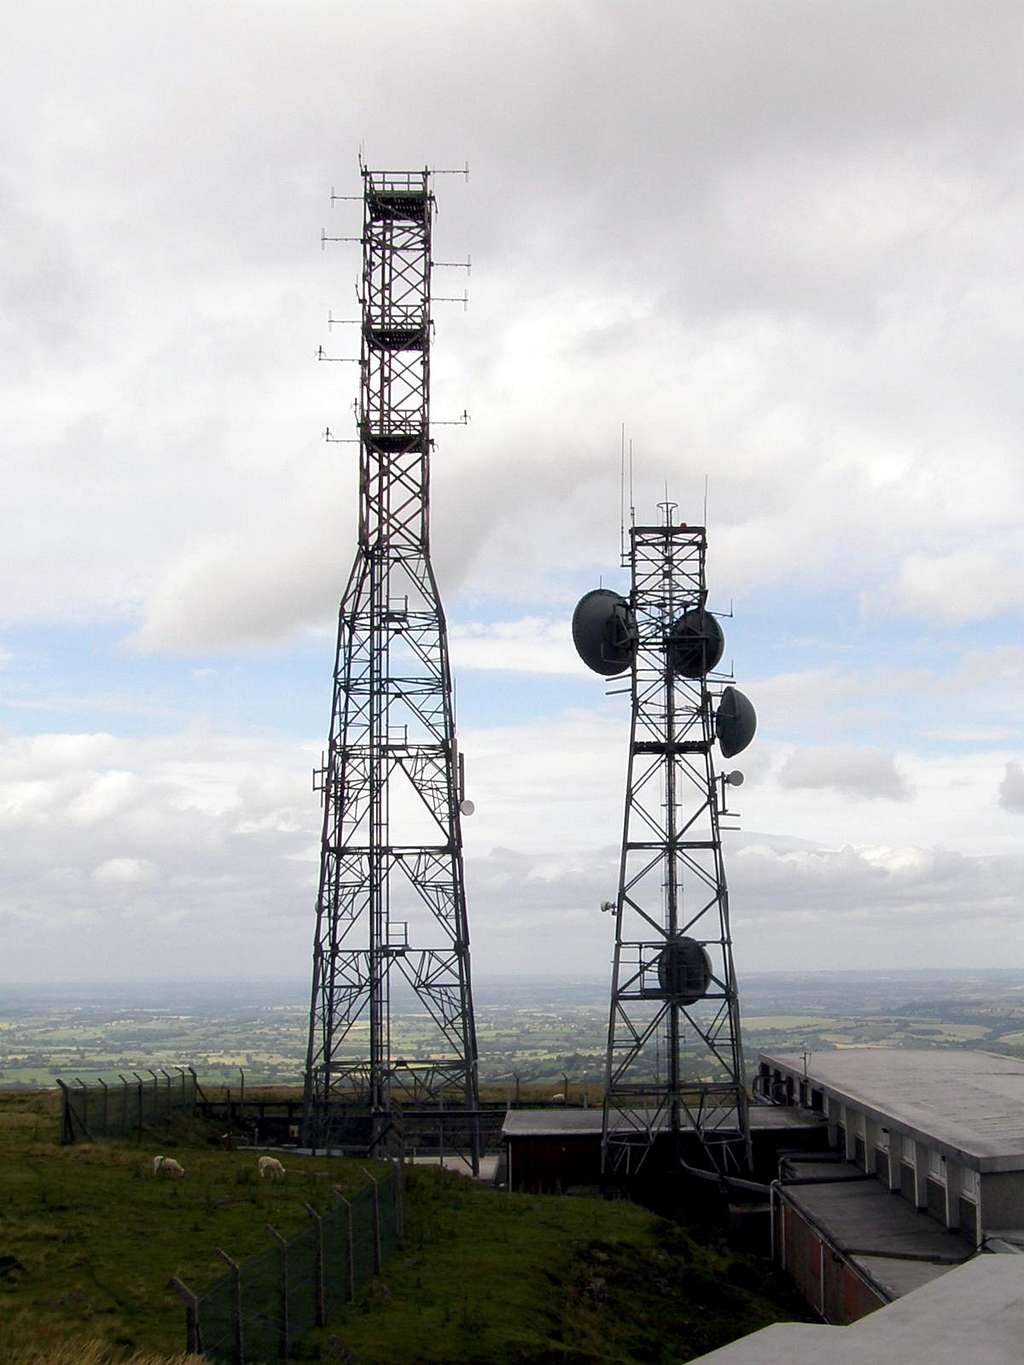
[3,0,1024,985]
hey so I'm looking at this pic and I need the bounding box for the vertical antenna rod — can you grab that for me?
[304,167,480,1168]
[619,424,626,567]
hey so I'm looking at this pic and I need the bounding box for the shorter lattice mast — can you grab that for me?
[572,504,758,1178]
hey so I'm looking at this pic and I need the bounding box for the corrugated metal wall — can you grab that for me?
[779,1202,885,1325]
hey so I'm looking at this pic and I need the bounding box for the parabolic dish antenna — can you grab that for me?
[668,608,725,677]
[572,588,638,676]
[716,685,757,758]
[655,936,712,1005]
[459,799,475,817]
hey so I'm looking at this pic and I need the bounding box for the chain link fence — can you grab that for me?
[58,1068,198,1143]
[172,1165,401,1363]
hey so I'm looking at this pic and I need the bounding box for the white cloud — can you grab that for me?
[93,857,156,885]
[777,745,912,800]
[69,771,141,825]
[879,547,1024,625]
[450,619,586,676]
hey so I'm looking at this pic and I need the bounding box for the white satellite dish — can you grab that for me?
[459,799,475,817]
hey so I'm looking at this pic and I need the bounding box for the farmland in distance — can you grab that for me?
[2,969,1023,1093]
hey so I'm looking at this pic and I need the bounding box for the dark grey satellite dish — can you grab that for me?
[668,608,725,677]
[572,589,638,676]
[655,936,712,1005]
[716,686,757,758]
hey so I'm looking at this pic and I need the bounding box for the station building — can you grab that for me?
[502,1103,827,1194]
[757,1048,1024,1322]
[691,1254,1024,1365]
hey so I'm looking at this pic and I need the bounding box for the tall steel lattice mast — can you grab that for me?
[304,168,479,1159]
[573,506,758,1179]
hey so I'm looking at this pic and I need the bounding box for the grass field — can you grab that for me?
[0,1091,387,1361]
[297,1166,804,1364]
[0,1090,804,1364]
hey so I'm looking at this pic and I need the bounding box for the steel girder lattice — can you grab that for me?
[304,169,479,1161]
[603,514,749,1179]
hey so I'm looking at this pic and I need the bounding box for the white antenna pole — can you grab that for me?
[703,473,709,527]
[619,424,626,564]
[628,439,635,527]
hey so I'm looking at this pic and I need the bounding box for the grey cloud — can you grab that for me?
[778,745,912,800]
[998,762,1024,812]
[730,838,1024,924]
[3,3,1024,647]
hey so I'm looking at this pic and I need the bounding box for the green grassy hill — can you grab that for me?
[0,1091,386,1361]
[300,1165,805,1365]
[0,1091,803,1363]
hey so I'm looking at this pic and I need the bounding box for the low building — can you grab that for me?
[759,1049,1024,1244]
[690,1253,1024,1364]
[757,1048,1024,1323]
[502,1103,826,1192]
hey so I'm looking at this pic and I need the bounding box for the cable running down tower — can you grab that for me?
[304,167,479,1158]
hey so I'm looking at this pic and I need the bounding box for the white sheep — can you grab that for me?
[258,1155,286,1181]
[153,1155,185,1178]
[551,1092,566,1103]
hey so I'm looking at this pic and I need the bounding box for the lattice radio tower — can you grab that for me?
[303,166,479,1160]
[573,503,758,1179]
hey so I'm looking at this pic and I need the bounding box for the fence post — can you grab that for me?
[56,1080,72,1144]
[74,1078,88,1137]
[267,1225,289,1361]
[132,1073,144,1137]
[304,1202,326,1327]
[176,1065,189,1111]
[333,1189,355,1302]
[160,1068,172,1116]
[170,1275,202,1355]
[188,1064,207,1106]
[118,1075,129,1134]
[66,1078,95,1143]
[363,1172,382,1273]
[98,1077,109,1135]
[393,1161,404,1242]
[216,1248,244,1365]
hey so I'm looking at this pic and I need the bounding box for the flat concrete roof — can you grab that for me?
[502,1105,823,1140]
[854,1254,955,1301]
[761,1049,1024,1169]
[691,1255,1024,1364]
[503,1109,603,1137]
[781,1170,972,1267]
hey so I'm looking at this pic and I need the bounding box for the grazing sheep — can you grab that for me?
[551,1092,566,1103]
[153,1155,185,1178]
[258,1155,286,1181]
